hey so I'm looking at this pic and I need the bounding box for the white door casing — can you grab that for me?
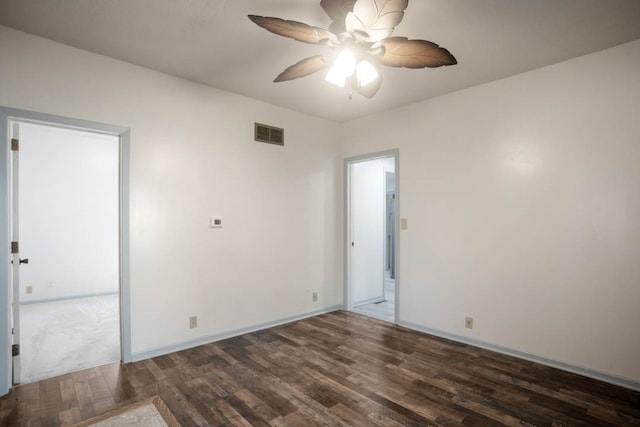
[0,107,132,397]
[344,149,399,323]
[10,121,21,384]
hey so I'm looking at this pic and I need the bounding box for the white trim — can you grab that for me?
[353,296,385,307]
[0,111,10,396]
[10,120,21,384]
[399,320,640,392]
[0,106,132,396]
[353,311,395,324]
[119,129,132,363]
[343,149,400,324]
[132,305,342,362]
[19,291,119,306]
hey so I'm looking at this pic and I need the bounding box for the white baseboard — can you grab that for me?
[131,305,342,362]
[399,320,640,392]
[353,295,385,307]
[130,309,640,392]
[20,291,118,305]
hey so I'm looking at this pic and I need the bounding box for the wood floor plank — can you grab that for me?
[331,402,384,427]
[1,310,639,426]
[70,370,96,420]
[215,398,256,427]
[87,372,111,402]
[163,384,212,427]
[233,388,281,423]
[18,381,41,422]
[57,406,82,425]
[175,379,230,426]
[40,376,64,420]
[58,376,78,411]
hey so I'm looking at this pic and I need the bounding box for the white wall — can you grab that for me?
[0,25,342,357]
[1,22,638,390]
[19,123,119,302]
[341,39,640,383]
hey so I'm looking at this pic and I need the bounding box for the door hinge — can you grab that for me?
[11,241,19,254]
[12,344,19,357]
[11,138,19,151]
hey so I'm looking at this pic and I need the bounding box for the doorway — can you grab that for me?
[0,107,132,394]
[18,122,120,383]
[345,150,399,323]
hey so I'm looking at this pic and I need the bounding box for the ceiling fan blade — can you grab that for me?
[379,37,457,68]
[345,0,408,41]
[248,15,336,45]
[274,55,330,82]
[320,0,356,34]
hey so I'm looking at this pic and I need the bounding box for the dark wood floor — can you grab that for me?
[1,311,639,426]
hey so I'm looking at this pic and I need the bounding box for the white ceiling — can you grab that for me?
[1,0,640,122]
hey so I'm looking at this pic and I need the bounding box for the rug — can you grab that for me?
[73,396,181,427]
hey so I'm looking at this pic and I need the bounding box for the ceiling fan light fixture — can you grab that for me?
[249,0,457,99]
[325,50,357,87]
[334,50,357,76]
[325,66,347,87]
[356,60,379,87]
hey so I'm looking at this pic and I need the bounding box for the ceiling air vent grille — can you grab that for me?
[255,123,284,146]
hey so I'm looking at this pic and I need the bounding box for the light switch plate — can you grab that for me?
[400,218,408,230]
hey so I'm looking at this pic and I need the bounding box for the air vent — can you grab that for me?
[255,123,284,146]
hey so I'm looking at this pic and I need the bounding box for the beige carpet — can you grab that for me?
[73,396,181,427]
[20,294,120,383]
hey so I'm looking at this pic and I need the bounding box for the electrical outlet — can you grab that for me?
[189,316,197,329]
[465,316,473,329]
[47,280,53,288]
[26,285,32,294]
[312,292,318,302]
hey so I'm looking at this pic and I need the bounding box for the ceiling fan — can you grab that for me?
[248,0,457,99]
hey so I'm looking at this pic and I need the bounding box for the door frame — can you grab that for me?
[344,149,399,323]
[0,106,132,396]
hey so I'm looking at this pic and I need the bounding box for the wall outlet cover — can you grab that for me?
[465,316,473,329]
